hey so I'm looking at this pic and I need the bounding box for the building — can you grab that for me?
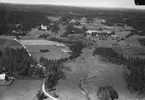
[86,30,102,34]
[0,73,6,80]
[41,24,47,30]
[69,19,77,23]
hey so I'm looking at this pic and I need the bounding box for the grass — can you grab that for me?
[0,80,42,100]
[0,37,23,50]
[20,39,62,46]
[55,47,141,100]
[26,45,70,61]
[113,35,145,58]
[20,39,70,60]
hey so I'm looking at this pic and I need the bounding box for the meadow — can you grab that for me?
[0,37,23,50]
[55,48,141,100]
[20,39,70,61]
[0,80,42,100]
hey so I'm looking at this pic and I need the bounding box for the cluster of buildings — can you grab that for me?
[85,29,119,41]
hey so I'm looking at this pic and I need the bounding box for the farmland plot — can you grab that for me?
[0,80,42,100]
[20,39,70,60]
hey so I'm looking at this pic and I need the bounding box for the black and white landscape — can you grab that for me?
[0,1,145,100]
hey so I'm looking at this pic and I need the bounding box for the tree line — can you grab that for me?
[93,47,145,95]
[0,47,39,77]
[0,6,47,35]
[39,57,71,91]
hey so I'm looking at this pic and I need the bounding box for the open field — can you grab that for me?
[113,35,145,58]
[55,48,141,100]
[0,80,42,100]
[20,39,65,46]
[20,39,70,60]
[0,37,23,50]
[26,45,70,60]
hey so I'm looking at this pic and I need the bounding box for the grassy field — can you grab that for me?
[0,37,23,50]
[20,39,63,46]
[113,35,145,58]
[55,47,141,100]
[20,39,70,60]
[0,80,42,100]
[26,45,70,60]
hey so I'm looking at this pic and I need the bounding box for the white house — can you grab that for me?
[41,24,47,30]
[0,73,6,80]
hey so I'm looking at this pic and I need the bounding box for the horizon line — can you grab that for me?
[0,2,145,10]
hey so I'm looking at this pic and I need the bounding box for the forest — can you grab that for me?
[93,47,145,95]
[39,57,71,91]
[0,47,38,77]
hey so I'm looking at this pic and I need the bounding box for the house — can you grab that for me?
[86,30,102,34]
[69,19,77,23]
[41,24,47,30]
[0,73,6,80]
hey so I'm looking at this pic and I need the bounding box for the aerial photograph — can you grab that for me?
[0,0,145,100]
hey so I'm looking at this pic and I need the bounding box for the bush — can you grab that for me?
[97,85,119,100]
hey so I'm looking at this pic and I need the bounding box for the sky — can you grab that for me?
[1,0,145,9]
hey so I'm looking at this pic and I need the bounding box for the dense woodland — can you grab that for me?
[39,57,71,91]
[93,47,145,95]
[0,47,38,77]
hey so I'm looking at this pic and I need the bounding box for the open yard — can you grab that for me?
[0,80,42,100]
[55,48,141,100]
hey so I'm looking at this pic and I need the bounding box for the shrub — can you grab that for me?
[97,85,119,100]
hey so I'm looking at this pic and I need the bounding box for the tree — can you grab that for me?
[39,57,71,91]
[97,85,119,100]
[36,91,47,100]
